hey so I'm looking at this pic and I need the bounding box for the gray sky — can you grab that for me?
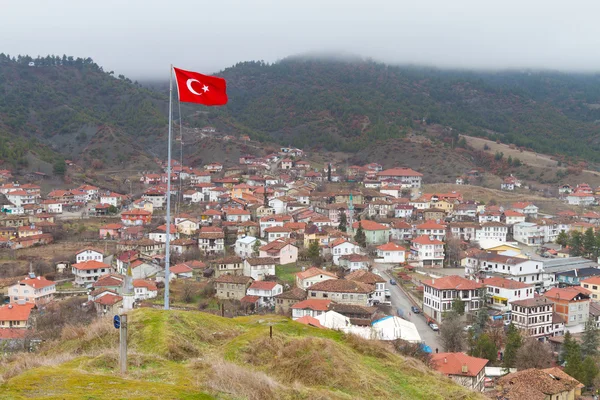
[3,0,600,78]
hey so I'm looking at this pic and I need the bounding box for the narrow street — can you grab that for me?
[374,264,443,351]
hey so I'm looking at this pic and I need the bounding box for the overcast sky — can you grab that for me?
[3,0,600,78]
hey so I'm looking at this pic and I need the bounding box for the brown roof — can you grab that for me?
[72,260,111,271]
[295,267,337,280]
[292,299,332,311]
[345,270,385,285]
[245,257,276,266]
[308,279,373,294]
[274,287,306,301]
[213,256,243,265]
[214,275,253,284]
[481,277,532,290]
[496,367,583,400]
[511,295,551,308]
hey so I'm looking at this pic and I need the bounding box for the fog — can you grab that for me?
[3,0,600,78]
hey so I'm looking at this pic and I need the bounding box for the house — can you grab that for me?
[503,210,526,225]
[91,291,123,315]
[411,235,445,268]
[176,218,200,236]
[41,200,63,214]
[204,162,223,173]
[141,188,166,209]
[274,287,307,314]
[0,303,35,329]
[243,257,276,281]
[495,367,583,400]
[500,177,515,191]
[422,275,483,322]
[376,242,406,263]
[148,224,179,243]
[345,270,386,304]
[431,353,488,392]
[259,238,298,265]
[464,252,544,287]
[394,204,414,219]
[9,276,56,305]
[246,281,283,307]
[99,223,122,239]
[482,276,533,313]
[120,209,152,226]
[72,260,112,286]
[390,219,413,241]
[415,220,446,241]
[376,168,423,188]
[545,286,591,332]
[351,220,390,246]
[510,295,555,340]
[133,280,158,301]
[169,263,193,279]
[566,191,595,206]
[338,253,371,272]
[264,226,292,242]
[225,208,252,222]
[512,222,544,246]
[213,256,244,278]
[511,202,539,219]
[581,276,600,300]
[214,275,253,300]
[330,238,361,266]
[475,222,508,242]
[291,299,332,320]
[307,279,373,306]
[234,236,262,258]
[198,226,225,255]
[75,248,104,263]
[295,267,338,290]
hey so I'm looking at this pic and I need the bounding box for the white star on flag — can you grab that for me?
[202,85,209,93]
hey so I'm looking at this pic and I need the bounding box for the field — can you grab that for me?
[275,264,303,287]
[0,308,484,399]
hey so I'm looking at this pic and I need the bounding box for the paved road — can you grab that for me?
[374,264,443,351]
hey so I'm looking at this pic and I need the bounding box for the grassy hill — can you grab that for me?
[0,308,483,400]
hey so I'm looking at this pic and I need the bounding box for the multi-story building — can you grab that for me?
[213,256,244,278]
[475,222,508,242]
[295,267,338,290]
[465,253,544,288]
[198,226,225,255]
[415,220,446,241]
[411,235,445,268]
[9,276,56,305]
[243,257,276,281]
[307,280,373,306]
[376,168,423,188]
[72,260,113,286]
[510,296,554,340]
[214,275,253,301]
[544,287,591,332]
[448,222,479,241]
[422,275,483,322]
[431,353,488,392]
[245,281,283,307]
[482,276,533,313]
[581,276,600,300]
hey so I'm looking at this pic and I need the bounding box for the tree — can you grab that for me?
[339,212,347,233]
[515,338,553,370]
[440,311,465,352]
[470,333,497,363]
[556,230,569,247]
[252,239,261,256]
[53,159,66,176]
[583,228,597,258]
[473,290,489,338]
[581,319,599,358]
[582,356,599,387]
[562,331,579,363]
[451,297,465,316]
[445,234,462,267]
[569,231,584,257]
[354,222,367,248]
[307,240,321,265]
[327,163,332,182]
[181,282,197,303]
[107,205,118,214]
[503,323,522,369]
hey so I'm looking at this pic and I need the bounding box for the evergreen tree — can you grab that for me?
[569,231,584,257]
[473,289,489,338]
[327,163,332,182]
[252,239,261,256]
[471,333,497,363]
[581,319,599,358]
[307,240,321,265]
[354,222,367,248]
[451,297,465,316]
[338,212,347,233]
[582,356,599,387]
[53,159,66,176]
[503,323,522,369]
[556,230,569,247]
[583,228,597,258]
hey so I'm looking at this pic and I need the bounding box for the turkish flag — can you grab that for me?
[173,67,228,106]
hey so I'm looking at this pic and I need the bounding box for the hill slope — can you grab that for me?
[0,308,483,400]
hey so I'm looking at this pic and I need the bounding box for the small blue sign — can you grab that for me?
[113,315,121,329]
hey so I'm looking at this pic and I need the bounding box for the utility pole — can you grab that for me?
[119,314,128,374]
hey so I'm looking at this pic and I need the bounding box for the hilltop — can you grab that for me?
[0,308,482,400]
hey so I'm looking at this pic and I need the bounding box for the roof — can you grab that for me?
[422,276,483,290]
[94,293,123,306]
[416,220,446,230]
[345,270,386,284]
[15,276,55,289]
[72,260,111,271]
[260,239,296,252]
[240,295,261,303]
[274,287,306,301]
[92,275,124,288]
[0,303,35,321]
[249,281,279,290]
[376,242,406,252]
[481,277,532,290]
[133,280,158,291]
[545,287,591,301]
[377,167,422,177]
[351,220,389,231]
[295,267,337,281]
[245,257,277,266]
[170,264,193,274]
[431,352,488,377]
[295,315,324,328]
[511,294,551,308]
[308,279,373,294]
[292,299,332,311]
[411,235,444,245]
[496,367,583,400]
[580,276,600,285]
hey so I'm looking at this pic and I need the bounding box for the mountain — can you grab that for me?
[0,308,483,399]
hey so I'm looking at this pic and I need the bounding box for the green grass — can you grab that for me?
[275,264,303,286]
[0,308,485,400]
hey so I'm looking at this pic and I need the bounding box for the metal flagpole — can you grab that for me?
[164,64,173,310]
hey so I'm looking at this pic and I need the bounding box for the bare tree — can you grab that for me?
[440,311,465,352]
[445,234,463,267]
[515,338,554,370]
[180,281,197,303]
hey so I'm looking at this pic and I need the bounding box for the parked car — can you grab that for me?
[410,306,420,314]
[389,279,397,285]
[385,289,391,299]
[397,308,405,318]
[429,322,439,331]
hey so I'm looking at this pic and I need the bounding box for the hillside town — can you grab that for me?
[2,141,600,398]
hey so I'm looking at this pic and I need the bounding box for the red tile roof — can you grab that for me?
[0,303,35,321]
[249,281,279,291]
[291,299,332,311]
[72,260,111,271]
[170,264,193,274]
[545,287,591,301]
[351,220,389,231]
[295,315,324,328]
[94,293,123,306]
[17,276,55,289]
[431,352,488,377]
[376,242,406,252]
[295,267,337,280]
[422,276,483,290]
[412,235,444,245]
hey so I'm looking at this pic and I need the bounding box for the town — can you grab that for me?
[0,132,599,398]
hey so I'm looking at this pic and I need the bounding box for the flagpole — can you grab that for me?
[164,64,173,310]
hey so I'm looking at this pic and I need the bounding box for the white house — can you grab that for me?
[243,257,277,281]
[133,280,158,301]
[6,190,36,207]
[482,276,534,313]
[183,190,203,203]
[422,275,484,322]
[9,276,56,305]
[415,220,446,241]
[511,202,539,219]
[467,253,544,288]
[376,242,406,263]
[234,236,263,258]
[330,238,362,266]
[475,222,508,243]
[394,205,414,219]
[411,235,445,268]
[513,222,544,246]
[246,281,283,307]
[510,296,555,340]
[503,210,526,225]
[76,248,104,263]
[291,299,332,320]
[566,192,595,206]
[295,267,338,290]
[72,260,112,286]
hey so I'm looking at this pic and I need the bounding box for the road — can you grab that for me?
[374,263,443,351]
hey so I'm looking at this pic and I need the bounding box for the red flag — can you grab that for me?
[173,67,228,106]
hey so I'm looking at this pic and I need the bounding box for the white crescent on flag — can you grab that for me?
[186,79,203,95]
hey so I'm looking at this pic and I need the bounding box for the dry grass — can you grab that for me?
[1,351,76,382]
[207,360,282,400]
[342,332,392,359]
